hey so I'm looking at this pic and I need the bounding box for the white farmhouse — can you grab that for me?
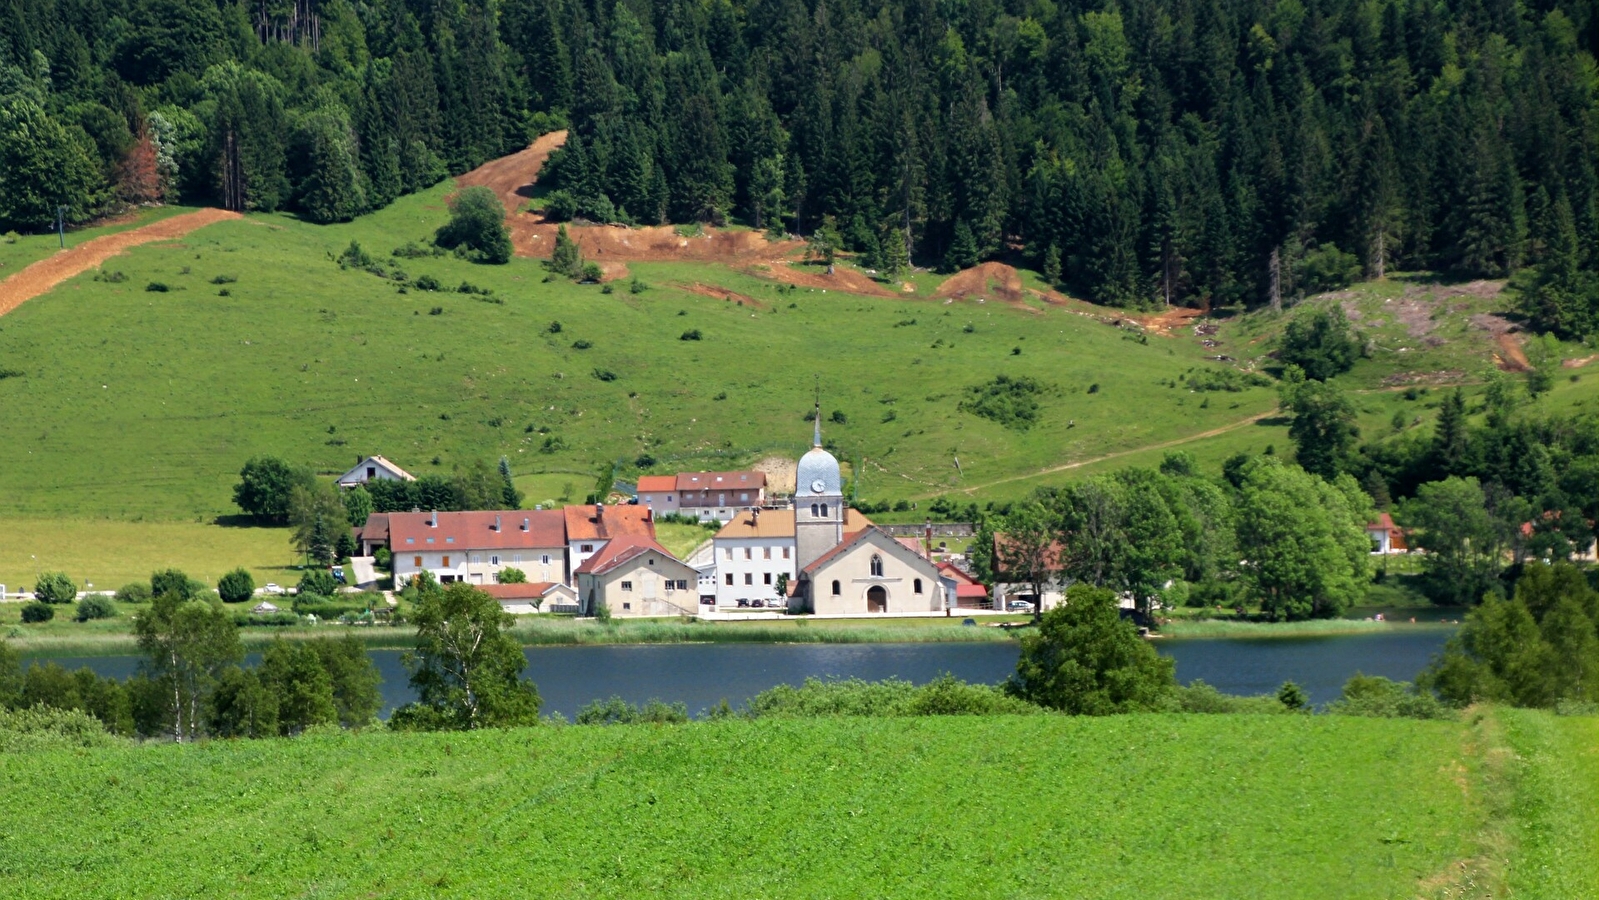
[337,455,415,488]
[389,509,567,587]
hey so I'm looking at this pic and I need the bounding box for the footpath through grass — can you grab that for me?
[0,712,1552,899]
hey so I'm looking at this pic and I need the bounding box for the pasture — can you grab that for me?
[1,709,1589,898]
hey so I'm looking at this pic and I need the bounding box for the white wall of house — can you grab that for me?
[804,539,945,616]
[393,547,564,588]
[712,536,796,605]
[567,540,607,582]
[579,553,701,618]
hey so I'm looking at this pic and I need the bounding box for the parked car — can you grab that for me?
[1007,600,1034,612]
[736,598,750,608]
[261,583,284,595]
[331,566,346,584]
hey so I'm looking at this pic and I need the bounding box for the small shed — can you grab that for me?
[251,600,280,614]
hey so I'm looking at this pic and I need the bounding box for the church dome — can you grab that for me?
[796,446,841,497]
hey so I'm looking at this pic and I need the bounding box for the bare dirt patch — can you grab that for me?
[1562,355,1598,369]
[744,261,896,297]
[935,262,1025,304]
[677,281,767,310]
[1468,313,1531,372]
[455,130,568,211]
[0,208,243,317]
[1381,370,1469,387]
[752,456,797,494]
[1137,305,1206,335]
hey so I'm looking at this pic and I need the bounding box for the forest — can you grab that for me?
[1,0,1595,313]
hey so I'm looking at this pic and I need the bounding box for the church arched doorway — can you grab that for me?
[866,585,888,613]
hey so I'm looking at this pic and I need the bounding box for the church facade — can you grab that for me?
[782,412,948,615]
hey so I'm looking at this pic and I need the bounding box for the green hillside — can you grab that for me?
[4,709,1593,899]
[0,183,1291,521]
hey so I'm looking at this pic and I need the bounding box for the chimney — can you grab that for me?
[493,514,501,532]
[521,517,529,532]
[925,518,933,558]
[752,507,760,524]
[429,510,437,528]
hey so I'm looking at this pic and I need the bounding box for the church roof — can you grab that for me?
[801,526,936,577]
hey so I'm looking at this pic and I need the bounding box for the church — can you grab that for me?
[785,411,948,615]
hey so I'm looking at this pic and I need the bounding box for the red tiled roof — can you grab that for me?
[573,534,683,576]
[800,527,877,575]
[357,513,390,541]
[563,504,655,543]
[388,509,566,552]
[637,475,677,493]
[479,582,564,600]
[675,470,766,492]
[938,561,981,586]
[992,534,1067,579]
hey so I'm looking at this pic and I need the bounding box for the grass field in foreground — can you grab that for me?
[3,711,1573,899]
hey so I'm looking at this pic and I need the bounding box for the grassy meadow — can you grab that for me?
[0,518,298,595]
[2,709,1589,899]
[0,205,196,274]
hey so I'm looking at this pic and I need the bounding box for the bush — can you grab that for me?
[958,375,1054,431]
[234,610,303,627]
[1325,674,1453,720]
[0,706,116,752]
[579,262,603,282]
[74,594,117,621]
[746,676,1040,718]
[217,568,256,603]
[571,339,592,350]
[1158,680,1293,714]
[414,274,441,291]
[592,368,617,382]
[33,571,77,603]
[1187,367,1274,393]
[576,696,690,725]
[497,567,527,584]
[679,329,702,341]
[1295,244,1361,295]
[114,582,151,604]
[209,274,237,284]
[1278,306,1361,381]
[1007,585,1176,713]
[433,186,512,264]
[337,239,374,269]
[21,601,55,623]
[144,281,170,292]
[297,569,338,598]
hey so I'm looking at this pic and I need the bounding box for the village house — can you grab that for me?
[354,512,389,556]
[1366,512,1408,554]
[937,560,991,609]
[388,509,568,588]
[480,581,578,615]
[988,534,1068,613]
[711,507,873,607]
[576,535,701,617]
[336,455,415,489]
[636,470,768,522]
[564,503,656,576]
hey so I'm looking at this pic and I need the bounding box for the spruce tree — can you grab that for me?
[945,220,980,272]
[880,227,909,280]
[548,224,582,277]
[499,457,522,509]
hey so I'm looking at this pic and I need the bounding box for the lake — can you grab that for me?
[26,628,1454,718]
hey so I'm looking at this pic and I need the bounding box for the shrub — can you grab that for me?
[1158,680,1292,714]
[297,569,338,598]
[209,274,237,284]
[0,706,116,752]
[94,269,127,282]
[144,281,169,292]
[391,241,438,259]
[747,676,1040,718]
[21,601,54,623]
[592,368,617,382]
[336,240,373,269]
[0,368,22,379]
[546,321,562,334]
[217,568,256,603]
[579,262,604,283]
[629,278,648,294]
[414,274,441,291]
[1325,674,1453,720]
[114,582,151,604]
[1187,367,1274,393]
[1296,244,1361,294]
[679,329,702,341]
[571,339,592,350]
[434,186,512,264]
[576,696,690,725]
[1279,306,1361,381]
[428,306,443,315]
[1007,585,1175,713]
[1,230,17,243]
[74,594,117,621]
[958,375,1054,431]
[497,567,527,584]
[33,571,77,603]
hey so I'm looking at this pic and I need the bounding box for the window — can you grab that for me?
[446,537,454,543]
[491,555,500,566]
[764,573,772,585]
[580,543,593,552]
[647,557,655,566]
[745,573,753,585]
[725,574,734,585]
[870,555,883,577]
[811,504,819,517]
[541,554,550,565]
[724,547,732,560]
[782,547,790,559]
[914,578,923,594]
[406,538,415,544]
[621,581,633,592]
[740,492,748,501]
[367,466,376,479]
[677,580,689,590]
[413,556,423,567]
[763,547,771,560]
[744,547,752,560]
[442,555,451,567]
[831,580,841,596]
[666,580,675,592]
[821,504,829,516]
[426,538,435,544]
[623,602,631,610]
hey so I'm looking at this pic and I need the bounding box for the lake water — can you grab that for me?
[26,628,1454,718]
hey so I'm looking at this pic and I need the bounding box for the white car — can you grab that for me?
[1007,600,1035,612]
[260,583,284,596]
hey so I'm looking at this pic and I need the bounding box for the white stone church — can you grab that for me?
[711,412,949,615]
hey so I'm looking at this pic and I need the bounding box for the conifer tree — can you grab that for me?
[548,224,582,277]
[880,227,909,280]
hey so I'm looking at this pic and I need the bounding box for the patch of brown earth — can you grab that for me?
[744,261,896,297]
[0,208,243,317]
[454,130,569,211]
[1137,305,1206,334]
[1562,355,1598,369]
[595,262,630,283]
[753,456,798,494]
[1381,370,1468,387]
[1468,313,1531,372]
[677,281,767,310]
[935,262,1025,304]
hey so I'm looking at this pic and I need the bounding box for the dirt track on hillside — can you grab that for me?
[454,131,811,267]
[0,208,243,317]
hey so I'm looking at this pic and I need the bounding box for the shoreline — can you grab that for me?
[9,613,1457,658]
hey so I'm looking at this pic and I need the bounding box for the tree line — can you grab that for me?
[3,0,1593,312]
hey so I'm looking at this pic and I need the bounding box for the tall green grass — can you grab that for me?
[1160,618,1455,639]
